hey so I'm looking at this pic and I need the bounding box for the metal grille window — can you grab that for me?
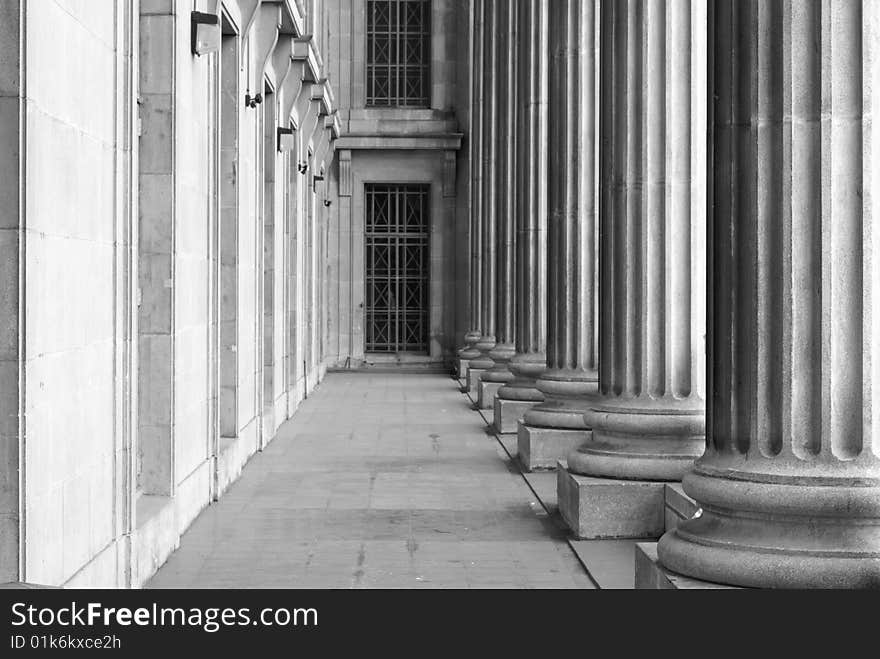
[366,0,431,107]
[365,184,430,353]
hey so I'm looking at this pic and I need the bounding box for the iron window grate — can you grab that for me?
[366,0,431,107]
[365,184,430,353]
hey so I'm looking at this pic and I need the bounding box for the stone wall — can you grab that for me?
[0,0,339,588]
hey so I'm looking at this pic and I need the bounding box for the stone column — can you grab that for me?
[518,0,598,471]
[456,0,484,382]
[657,0,880,589]
[559,0,707,540]
[571,0,707,476]
[467,0,498,396]
[495,0,549,434]
[479,0,518,410]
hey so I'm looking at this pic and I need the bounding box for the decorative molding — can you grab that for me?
[335,133,463,151]
[339,150,353,197]
[442,150,456,197]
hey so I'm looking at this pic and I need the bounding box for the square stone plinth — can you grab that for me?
[634,543,738,590]
[557,463,666,539]
[664,483,700,531]
[478,380,502,409]
[493,398,536,435]
[467,368,486,396]
[518,425,590,472]
[456,358,470,379]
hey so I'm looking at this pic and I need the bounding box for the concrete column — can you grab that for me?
[479,0,518,410]
[467,0,498,396]
[657,0,880,589]
[567,0,707,486]
[495,0,549,434]
[457,0,484,381]
[518,0,597,470]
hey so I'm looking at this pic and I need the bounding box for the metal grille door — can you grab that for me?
[365,184,429,353]
[366,0,431,107]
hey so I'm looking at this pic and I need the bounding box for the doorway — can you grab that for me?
[364,183,430,354]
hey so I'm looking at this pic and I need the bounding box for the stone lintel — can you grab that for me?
[517,426,589,472]
[634,543,738,590]
[557,462,666,539]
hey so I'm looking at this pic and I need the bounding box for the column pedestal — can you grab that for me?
[466,367,486,397]
[635,544,738,590]
[518,370,595,471]
[477,380,503,410]
[495,353,545,434]
[456,330,482,381]
[516,428,585,472]
[557,461,665,539]
[493,399,535,435]
[479,343,515,409]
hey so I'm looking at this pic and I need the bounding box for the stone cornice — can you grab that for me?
[334,134,463,151]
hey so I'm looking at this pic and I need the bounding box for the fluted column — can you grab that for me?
[457,0,484,371]
[521,0,598,432]
[468,0,498,380]
[658,0,880,588]
[497,0,549,409]
[566,0,707,482]
[480,0,518,405]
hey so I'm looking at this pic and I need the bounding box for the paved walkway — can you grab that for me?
[148,372,593,589]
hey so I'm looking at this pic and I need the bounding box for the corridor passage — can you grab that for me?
[148,373,592,588]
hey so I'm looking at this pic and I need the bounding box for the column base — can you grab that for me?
[577,396,705,482]
[556,460,666,539]
[493,398,536,435]
[657,465,880,588]
[467,368,486,396]
[478,380,502,410]
[634,543,738,590]
[517,425,589,472]
[455,358,470,380]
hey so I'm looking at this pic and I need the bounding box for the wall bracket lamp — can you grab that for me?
[277,127,295,153]
[245,92,263,109]
[191,11,221,57]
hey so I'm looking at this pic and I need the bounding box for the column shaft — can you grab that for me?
[569,0,707,482]
[499,0,549,402]
[483,0,518,384]
[459,0,484,361]
[469,0,498,369]
[659,0,880,588]
[522,0,599,430]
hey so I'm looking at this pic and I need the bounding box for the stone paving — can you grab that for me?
[148,373,594,589]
